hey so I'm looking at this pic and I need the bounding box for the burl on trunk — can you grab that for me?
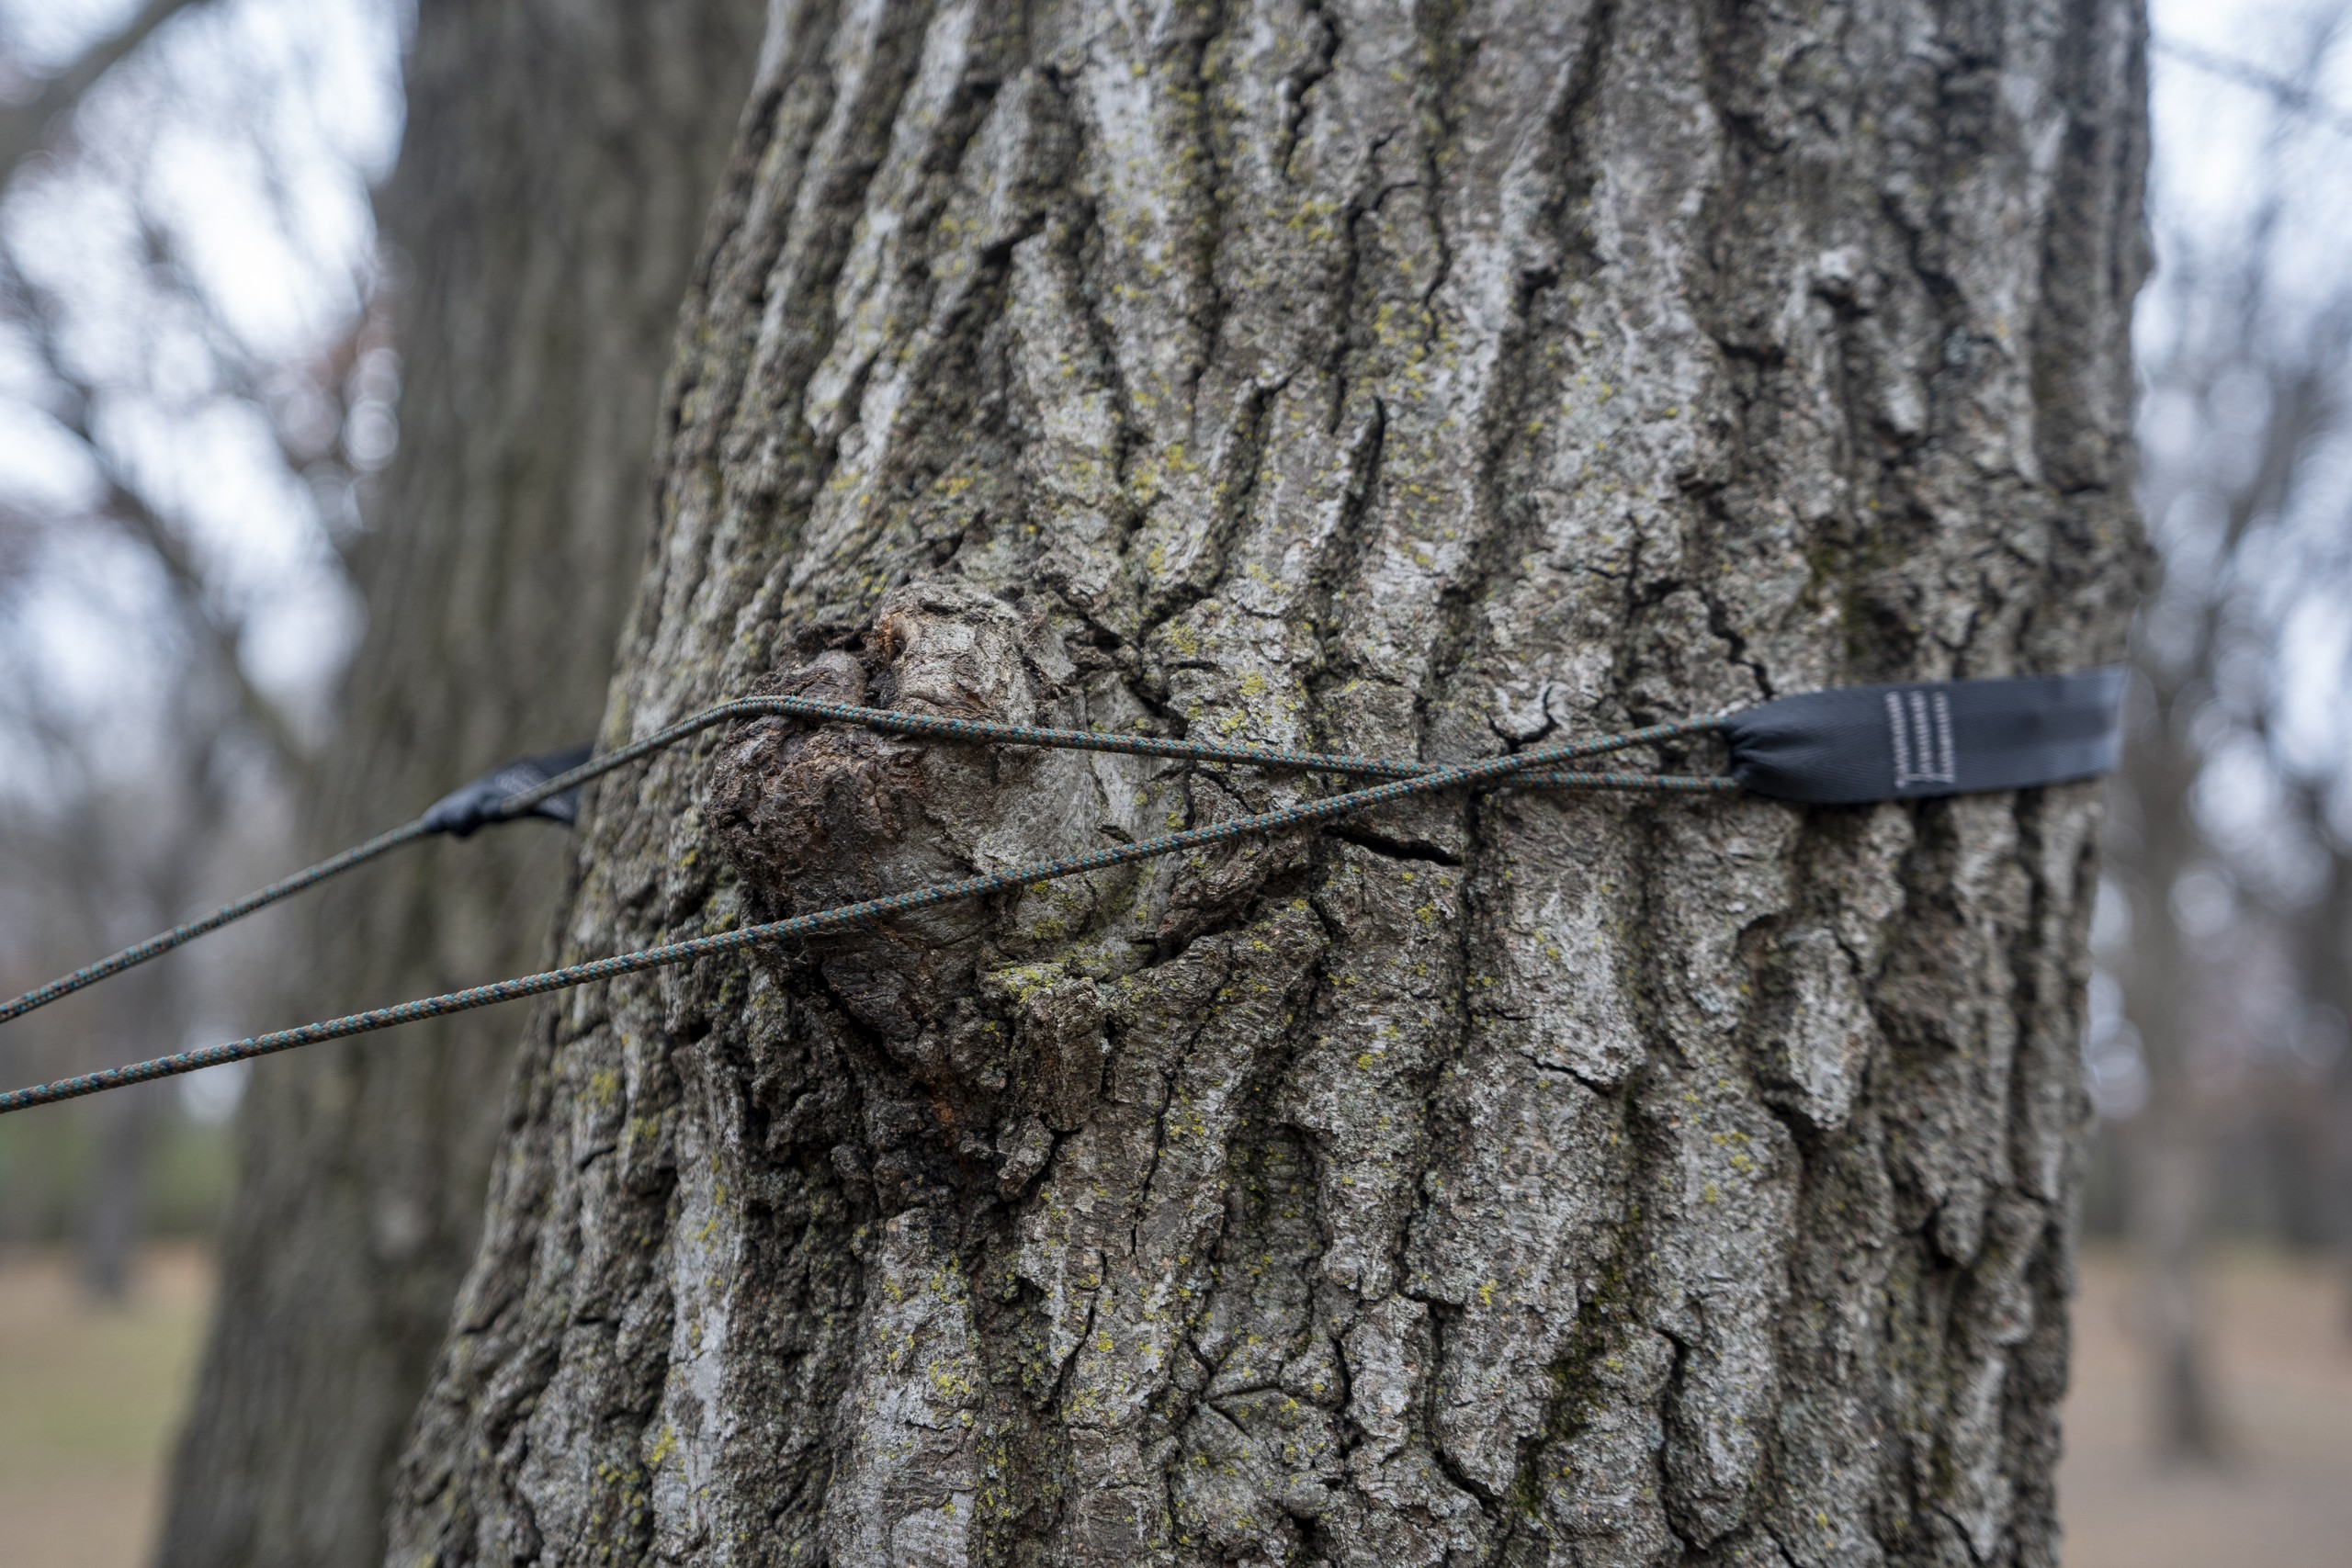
[391,3,2145,1565]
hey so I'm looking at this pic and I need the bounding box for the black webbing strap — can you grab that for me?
[1722,668,2127,805]
[419,744,594,838]
[417,673,2129,833]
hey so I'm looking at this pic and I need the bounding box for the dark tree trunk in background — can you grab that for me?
[2290,839,2352,1337]
[2098,238,2341,1465]
[393,4,2145,1565]
[82,731,230,1302]
[156,3,766,1565]
[79,1081,162,1298]
[2107,682,2225,1461]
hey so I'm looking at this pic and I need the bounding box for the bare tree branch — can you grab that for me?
[96,476,321,781]
[0,0,216,190]
[0,250,319,784]
[2155,34,2352,141]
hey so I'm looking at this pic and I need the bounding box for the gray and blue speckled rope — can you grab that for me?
[0,712,1725,1115]
[0,692,1729,1031]
[0,819,441,1028]
[497,691,1729,811]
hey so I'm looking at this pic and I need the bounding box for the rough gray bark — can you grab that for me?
[390,3,2147,1564]
[156,4,766,1565]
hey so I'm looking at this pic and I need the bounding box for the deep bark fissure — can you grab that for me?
[1136,375,1287,641]
[1277,1,1340,183]
[1184,3,1237,423]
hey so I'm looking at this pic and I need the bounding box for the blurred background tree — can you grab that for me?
[0,0,390,1292]
[2088,10,2352,1464]
[149,3,767,1566]
[0,0,763,1563]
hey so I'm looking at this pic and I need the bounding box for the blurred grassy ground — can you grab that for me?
[0,1243,2347,1565]
[0,1107,235,1242]
[0,1247,210,1568]
[2060,1243,2352,1567]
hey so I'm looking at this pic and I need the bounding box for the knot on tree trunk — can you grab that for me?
[707,580,1101,1122]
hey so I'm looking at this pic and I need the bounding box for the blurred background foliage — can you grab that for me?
[0,0,398,1298]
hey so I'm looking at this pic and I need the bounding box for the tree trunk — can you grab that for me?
[2107,680,2227,1462]
[390,4,2148,1564]
[157,3,766,1565]
[78,1080,162,1299]
[2290,838,2352,1338]
[83,730,229,1303]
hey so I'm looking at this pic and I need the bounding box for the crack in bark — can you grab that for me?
[1137,376,1284,636]
[1278,0,1339,182]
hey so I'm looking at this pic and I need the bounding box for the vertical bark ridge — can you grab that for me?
[391,3,2145,1564]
